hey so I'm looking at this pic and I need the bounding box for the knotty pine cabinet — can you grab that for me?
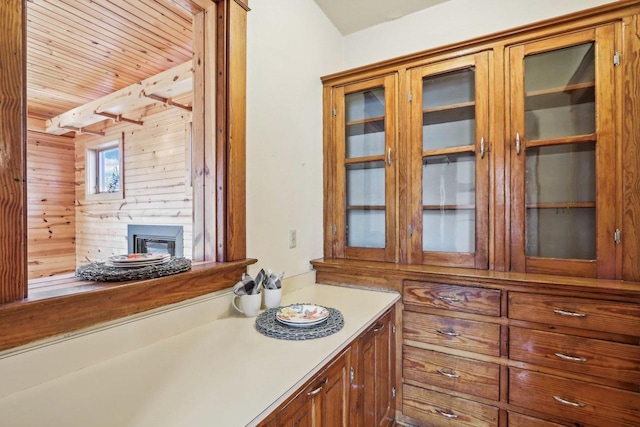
[258,308,396,427]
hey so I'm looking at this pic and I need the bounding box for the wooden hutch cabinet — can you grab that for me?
[317,2,640,426]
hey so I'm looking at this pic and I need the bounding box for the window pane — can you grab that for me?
[98,146,120,193]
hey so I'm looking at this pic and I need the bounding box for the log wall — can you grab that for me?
[27,132,76,279]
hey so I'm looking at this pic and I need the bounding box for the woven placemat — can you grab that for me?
[75,257,192,282]
[255,305,344,340]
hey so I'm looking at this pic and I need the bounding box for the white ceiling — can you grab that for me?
[313,0,452,35]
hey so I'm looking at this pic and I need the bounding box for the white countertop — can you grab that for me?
[0,284,399,427]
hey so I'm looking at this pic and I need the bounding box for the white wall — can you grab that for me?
[342,0,617,69]
[245,0,616,282]
[245,0,343,280]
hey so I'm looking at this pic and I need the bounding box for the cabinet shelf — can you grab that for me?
[423,205,475,210]
[525,202,595,209]
[347,205,385,211]
[346,116,385,136]
[344,155,385,165]
[422,103,475,126]
[422,145,475,158]
[525,81,595,111]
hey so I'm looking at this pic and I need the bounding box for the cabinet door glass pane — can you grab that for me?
[423,210,475,252]
[345,88,386,159]
[525,43,595,140]
[525,143,596,259]
[423,153,475,252]
[347,210,385,248]
[347,161,385,206]
[422,69,475,150]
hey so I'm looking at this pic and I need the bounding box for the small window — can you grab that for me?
[86,135,124,199]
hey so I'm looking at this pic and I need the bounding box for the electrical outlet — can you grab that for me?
[288,229,297,249]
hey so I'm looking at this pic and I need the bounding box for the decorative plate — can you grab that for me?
[276,304,330,327]
[108,253,169,263]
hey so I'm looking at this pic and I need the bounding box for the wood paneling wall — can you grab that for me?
[75,105,194,264]
[27,132,76,279]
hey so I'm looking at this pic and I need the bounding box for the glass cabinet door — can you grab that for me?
[409,54,489,268]
[333,75,396,262]
[509,26,616,278]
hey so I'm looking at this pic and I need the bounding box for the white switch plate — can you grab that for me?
[288,230,297,248]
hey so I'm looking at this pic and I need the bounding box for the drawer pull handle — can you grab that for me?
[436,368,460,379]
[307,377,328,396]
[372,322,385,333]
[553,309,586,318]
[553,395,586,408]
[436,329,460,337]
[555,352,588,363]
[436,295,461,304]
[435,408,459,419]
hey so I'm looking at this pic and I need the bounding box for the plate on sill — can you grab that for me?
[106,253,171,268]
[276,304,330,327]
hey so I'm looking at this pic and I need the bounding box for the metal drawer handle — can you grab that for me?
[436,368,460,379]
[436,329,460,337]
[436,295,461,304]
[435,408,459,419]
[480,136,486,159]
[387,147,392,166]
[372,322,385,333]
[555,352,588,363]
[307,377,328,396]
[515,132,521,155]
[553,309,587,318]
[553,395,586,408]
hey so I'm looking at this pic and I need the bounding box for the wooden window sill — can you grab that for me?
[0,258,256,352]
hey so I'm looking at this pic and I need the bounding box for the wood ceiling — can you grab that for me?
[26,0,194,123]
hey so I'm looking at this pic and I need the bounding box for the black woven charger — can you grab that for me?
[75,257,192,282]
[255,305,344,340]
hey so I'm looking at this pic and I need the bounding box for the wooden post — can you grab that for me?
[216,0,248,261]
[0,0,27,303]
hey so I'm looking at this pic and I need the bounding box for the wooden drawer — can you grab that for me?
[509,367,640,427]
[403,311,500,356]
[404,281,501,316]
[508,412,568,427]
[509,327,640,384]
[508,293,640,336]
[403,384,499,427]
[403,346,500,400]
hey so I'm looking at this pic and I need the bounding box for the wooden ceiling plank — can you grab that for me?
[158,0,202,19]
[28,6,185,76]
[26,22,167,79]
[45,61,193,134]
[56,0,193,59]
[40,0,192,50]
[101,0,193,49]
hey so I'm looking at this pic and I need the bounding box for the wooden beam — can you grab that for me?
[143,93,193,111]
[0,0,27,303]
[45,61,193,135]
[94,111,144,126]
[216,0,247,261]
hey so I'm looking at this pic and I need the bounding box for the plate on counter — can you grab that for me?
[276,304,330,328]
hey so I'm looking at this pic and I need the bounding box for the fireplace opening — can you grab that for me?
[127,225,184,257]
